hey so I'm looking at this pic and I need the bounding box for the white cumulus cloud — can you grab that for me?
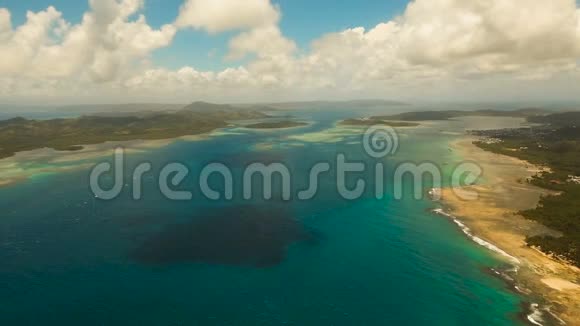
[2,0,580,103]
[175,0,280,33]
[0,0,176,83]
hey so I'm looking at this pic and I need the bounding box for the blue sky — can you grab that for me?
[3,0,409,70]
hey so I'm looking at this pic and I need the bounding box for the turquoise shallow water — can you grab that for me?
[0,109,525,325]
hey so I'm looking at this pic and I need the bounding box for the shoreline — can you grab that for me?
[0,132,217,189]
[438,136,580,325]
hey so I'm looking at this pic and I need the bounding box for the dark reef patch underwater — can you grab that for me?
[131,206,319,267]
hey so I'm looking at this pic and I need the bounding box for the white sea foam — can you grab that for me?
[432,208,521,265]
[428,188,442,201]
[527,304,545,326]
[432,208,569,325]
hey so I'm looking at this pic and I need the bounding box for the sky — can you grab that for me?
[1,0,580,104]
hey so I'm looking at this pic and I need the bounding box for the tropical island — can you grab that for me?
[0,102,270,159]
[421,109,580,324]
[244,120,308,129]
[471,111,580,265]
[374,108,548,121]
[338,109,547,129]
[339,118,420,127]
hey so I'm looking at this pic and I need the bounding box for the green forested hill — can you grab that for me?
[0,102,268,159]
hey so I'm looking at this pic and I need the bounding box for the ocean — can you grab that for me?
[0,107,526,325]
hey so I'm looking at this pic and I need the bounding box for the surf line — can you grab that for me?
[429,194,562,326]
[431,208,521,266]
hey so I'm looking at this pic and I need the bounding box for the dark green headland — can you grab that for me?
[0,102,270,159]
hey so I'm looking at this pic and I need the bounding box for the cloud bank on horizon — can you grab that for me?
[1,0,580,103]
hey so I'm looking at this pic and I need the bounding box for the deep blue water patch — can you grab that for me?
[131,205,319,267]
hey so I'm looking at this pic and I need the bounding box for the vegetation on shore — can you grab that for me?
[473,112,580,266]
[244,121,308,129]
[0,102,268,159]
[339,118,420,127]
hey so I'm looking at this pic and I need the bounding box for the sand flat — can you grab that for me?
[542,278,580,291]
[441,137,580,325]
